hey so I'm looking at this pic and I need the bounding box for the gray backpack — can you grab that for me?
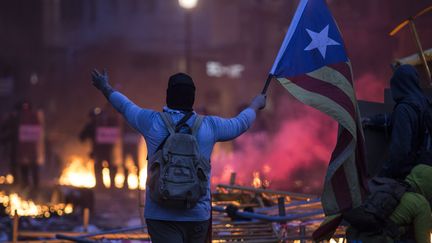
[147,112,210,209]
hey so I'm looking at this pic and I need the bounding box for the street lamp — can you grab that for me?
[178,0,198,9]
[178,0,198,74]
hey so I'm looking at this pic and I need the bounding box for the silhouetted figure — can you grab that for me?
[1,101,41,188]
[363,65,430,179]
[80,105,119,188]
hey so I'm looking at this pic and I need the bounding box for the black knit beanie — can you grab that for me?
[166,73,195,111]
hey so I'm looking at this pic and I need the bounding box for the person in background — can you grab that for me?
[80,105,120,188]
[363,65,429,179]
[347,164,432,243]
[1,101,41,188]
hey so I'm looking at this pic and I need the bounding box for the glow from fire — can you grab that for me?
[102,161,111,188]
[0,174,14,185]
[114,167,125,189]
[127,171,138,189]
[138,137,148,190]
[58,153,147,190]
[139,167,147,190]
[329,238,345,243]
[124,155,147,190]
[59,157,96,188]
[0,191,73,217]
[252,172,262,188]
[125,155,137,189]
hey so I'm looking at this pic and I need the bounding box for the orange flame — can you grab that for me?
[114,166,125,189]
[0,191,73,217]
[124,155,147,190]
[59,157,96,188]
[252,171,262,189]
[102,161,111,188]
[139,167,147,190]
[0,174,14,185]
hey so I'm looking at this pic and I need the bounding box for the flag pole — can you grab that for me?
[261,74,273,94]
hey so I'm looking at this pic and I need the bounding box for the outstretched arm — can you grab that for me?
[91,69,155,135]
[211,94,266,142]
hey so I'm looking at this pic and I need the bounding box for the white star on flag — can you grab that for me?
[304,25,340,58]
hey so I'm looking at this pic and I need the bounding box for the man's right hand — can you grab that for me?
[249,94,267,111]
[91,69,109,90]
[91,69,114,98]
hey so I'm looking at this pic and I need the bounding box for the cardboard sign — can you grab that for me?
[96,126,120,144]
[19,125,42,142]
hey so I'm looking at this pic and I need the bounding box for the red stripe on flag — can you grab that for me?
[328,126,368,212]
[328,128,355,210]
[290,75,355,118]
[331,158,354,211]
[329,128,352,163]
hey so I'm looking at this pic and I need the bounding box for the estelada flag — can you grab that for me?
[269,0,369,239]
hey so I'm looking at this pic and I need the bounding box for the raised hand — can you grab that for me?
[91,68,114,98]
[91,69,110,90]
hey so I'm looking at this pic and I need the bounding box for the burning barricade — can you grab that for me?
[0,192,73,218]
[59,156,146,190]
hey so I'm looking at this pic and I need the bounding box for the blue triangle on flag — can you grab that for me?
[270,0,349,78]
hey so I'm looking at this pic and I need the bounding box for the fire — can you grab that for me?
[252,171,262,188]
[58,139,149,190]
[114,166,125,188]
[0,174,14,185]
[329,239,345,243]
[127,167,139,190]
[139,167,146,190]
[102,161,111,188]
[138,137,148,190]
[124,155,146,190]
[0,191,73,217]
[127,171,138,189]
[251,171,270,189]
[59,157,96,188]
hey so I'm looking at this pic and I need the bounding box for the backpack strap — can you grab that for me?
[155,112,194,152]
[175,112,194,133]
[191,115,203,137]
[159,112,176,135]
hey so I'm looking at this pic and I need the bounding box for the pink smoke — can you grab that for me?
[355,73,386,102]
[211,97,337,195]
[211,73,386,195]
[212,74,385,194]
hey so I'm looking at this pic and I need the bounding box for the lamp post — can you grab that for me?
[389,6,432,85]
[178,0,198,74]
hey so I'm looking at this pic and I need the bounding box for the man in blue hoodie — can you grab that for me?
[364,65,431,178]
[91,70,266,242]
[381,65,430,179]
